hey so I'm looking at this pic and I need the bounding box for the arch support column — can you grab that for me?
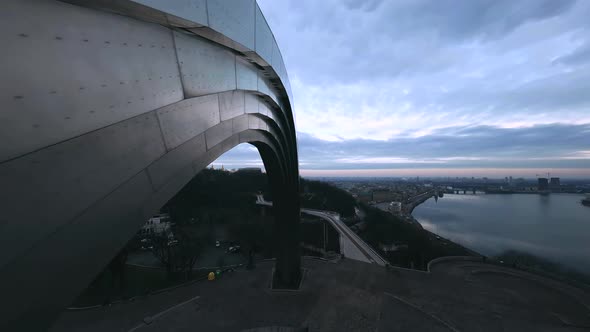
[257,143,301,288]
[272,186,302,288]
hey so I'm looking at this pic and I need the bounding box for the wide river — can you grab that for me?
[413,193,590,273]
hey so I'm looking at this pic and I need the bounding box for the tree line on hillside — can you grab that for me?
[360,203,474,269]
[163,168,277,258]
[163,168,270,224]
[300,179,357,217]
[162,169,472,270]
[163,170,358,219]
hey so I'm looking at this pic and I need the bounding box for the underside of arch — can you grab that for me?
[0,0,301,329]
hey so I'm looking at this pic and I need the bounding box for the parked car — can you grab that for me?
[227,245,241,253]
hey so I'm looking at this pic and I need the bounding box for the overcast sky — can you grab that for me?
[215,0,590,178]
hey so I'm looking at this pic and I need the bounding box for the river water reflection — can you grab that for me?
[413,193,590,273]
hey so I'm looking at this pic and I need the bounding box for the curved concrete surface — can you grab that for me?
[429,259,590,330]
[49,258,590,331]
[0,0,300,329]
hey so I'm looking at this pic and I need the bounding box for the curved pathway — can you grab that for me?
[50,257,590,332]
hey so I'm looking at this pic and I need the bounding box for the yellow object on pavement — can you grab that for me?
[208,272,215,281]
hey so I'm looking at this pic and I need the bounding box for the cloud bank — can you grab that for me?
[217,0,590,177]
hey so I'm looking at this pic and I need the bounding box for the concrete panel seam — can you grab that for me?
[145,168,157,192]
[253,1,256,56]
[149,162,198,200]
[205,0,210,26]
[203,127,209,151]
[154,111,171,152]
[217,94,222,123]
[171,29,186,100]
[0,168,153,274]
[0,108,164,167]
[234,54,238,90]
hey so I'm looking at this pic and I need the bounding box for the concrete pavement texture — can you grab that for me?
[50,257,590,332]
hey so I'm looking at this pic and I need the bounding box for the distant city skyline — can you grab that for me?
[217,0,590,178]
[211,157,590,179]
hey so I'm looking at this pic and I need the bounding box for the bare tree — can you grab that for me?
[150,229,201,278]
[174,229,201,278]
[149,233,173,273]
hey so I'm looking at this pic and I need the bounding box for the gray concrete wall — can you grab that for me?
[0,0,300,330]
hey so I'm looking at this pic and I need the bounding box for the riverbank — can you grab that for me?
[422,228,481,257]
[358,202,477,271]
[405,190,436,214]
[413,193,590,282]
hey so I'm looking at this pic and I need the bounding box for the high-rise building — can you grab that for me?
[538,178,549,191]
[549,177,561,191]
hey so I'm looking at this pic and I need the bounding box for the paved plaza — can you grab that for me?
[50,257,590,331]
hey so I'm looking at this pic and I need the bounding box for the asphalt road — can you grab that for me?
[302,209,387,266]
[256,195,387,266]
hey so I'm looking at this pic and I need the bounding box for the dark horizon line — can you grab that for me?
[301,175,590,181]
